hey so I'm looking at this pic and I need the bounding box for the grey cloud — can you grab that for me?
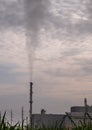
[84,0,92,19]
[0,93,29,109]
[0,0,91,36]
[44,68,81,78]
[0,93,29,121]
[0,63,24,84]
[61,48,82,57]
[82,66,92,75]
[0,0,24,29]
[74,58,92,75]
[0,45,5,49]
[74,21,92,34]
[48,0,92,36]
[44,58,92,79]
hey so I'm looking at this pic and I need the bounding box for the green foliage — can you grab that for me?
[0,112,19,130]
[1,112,92,130]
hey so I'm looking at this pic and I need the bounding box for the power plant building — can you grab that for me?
[32,98,92,128]
[71,106,92,113]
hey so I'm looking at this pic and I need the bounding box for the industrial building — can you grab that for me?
[32,98,92,128]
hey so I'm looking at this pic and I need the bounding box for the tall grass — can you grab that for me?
[1,112,92,130]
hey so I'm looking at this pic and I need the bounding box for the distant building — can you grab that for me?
[32,114,65,128]
[71,106,92,113]
[32,98,92,128]
[41,109,46,115]
[70,98,92,117]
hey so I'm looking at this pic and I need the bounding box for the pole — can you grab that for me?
[29,82,33,128]
[84,98,88,113]
[22,107,24,130]
[84,98,87,125]
[11,110,13,125]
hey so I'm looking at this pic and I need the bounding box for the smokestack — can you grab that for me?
[84,98,88,113]
[29,82,33,127]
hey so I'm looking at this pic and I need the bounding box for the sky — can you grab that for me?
[0,0,92,121]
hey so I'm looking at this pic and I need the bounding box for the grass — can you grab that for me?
[1,112,92,130]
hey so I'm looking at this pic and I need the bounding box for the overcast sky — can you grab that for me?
[0,0,92,121]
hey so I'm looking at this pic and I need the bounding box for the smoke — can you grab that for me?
[25,0,51,47]
[24,0,52,79]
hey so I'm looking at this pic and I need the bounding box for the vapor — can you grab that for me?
[25,0,51,47]
[24,0,52,79]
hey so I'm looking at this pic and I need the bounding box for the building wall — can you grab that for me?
[71,106,85,113]
[71,106,92,113]
[32,104,92,128]
[32,113,92,128]
[32,114,65,128]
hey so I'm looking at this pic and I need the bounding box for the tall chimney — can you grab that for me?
[84,98,88,113]
[29,82,33,127]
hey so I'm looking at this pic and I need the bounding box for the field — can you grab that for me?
[1,112,92,130]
